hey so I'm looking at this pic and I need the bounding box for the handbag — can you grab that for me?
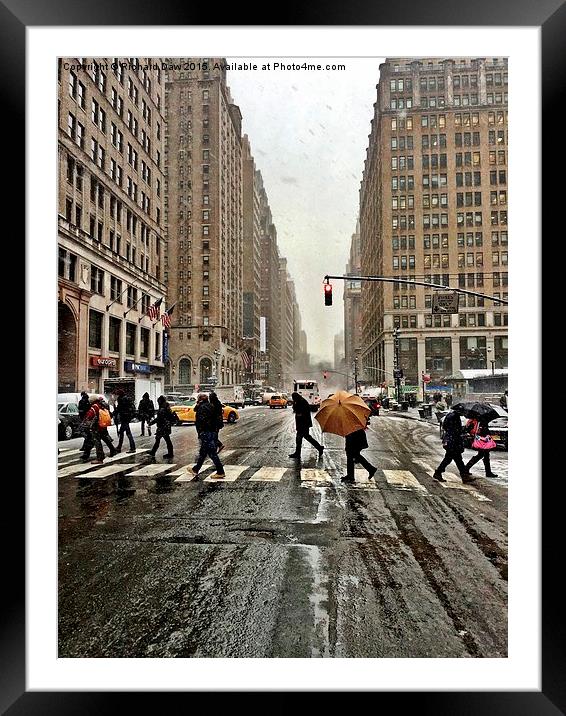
[472,434,497,450]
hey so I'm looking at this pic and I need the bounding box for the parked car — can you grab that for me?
[269,394,288,409]
[170,399,239,425]
[57,401,82,440]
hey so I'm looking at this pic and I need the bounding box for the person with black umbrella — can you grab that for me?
[433,403,474,483]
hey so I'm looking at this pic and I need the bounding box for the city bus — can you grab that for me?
[293,379,321,411]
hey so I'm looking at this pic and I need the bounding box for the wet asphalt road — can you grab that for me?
[58,407,508,658]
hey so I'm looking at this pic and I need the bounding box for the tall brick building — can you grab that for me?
[359,57,508,395]
[58,57,166,395]
[163,58,244,388]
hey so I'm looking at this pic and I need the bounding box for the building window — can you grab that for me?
[109,316,121,352]
[125,323,136,355]
[140,327,150,358]
[90,266,104,294]
[88,310,103,349]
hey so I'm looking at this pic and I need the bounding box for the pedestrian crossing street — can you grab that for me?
[57,450,494,502]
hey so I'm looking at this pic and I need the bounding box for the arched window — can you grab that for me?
[179,357,191,385]
[200,357,212,384]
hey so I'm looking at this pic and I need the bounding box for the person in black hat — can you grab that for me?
[288,392,324,460]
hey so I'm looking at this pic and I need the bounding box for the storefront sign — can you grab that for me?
[163,332,169,363]
[90,356,117,368]
[427,385,453,392]
[124,360,151,374]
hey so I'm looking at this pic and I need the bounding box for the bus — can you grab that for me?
[293,379,321,411]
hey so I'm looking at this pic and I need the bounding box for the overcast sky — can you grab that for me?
[227,58,385,364]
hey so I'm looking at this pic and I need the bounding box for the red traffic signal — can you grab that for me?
[323,371,328,380]
[324,282,333,306]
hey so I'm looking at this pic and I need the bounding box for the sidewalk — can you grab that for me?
[382,406,439,425]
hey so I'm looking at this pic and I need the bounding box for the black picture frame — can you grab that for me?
[10,0,560,709]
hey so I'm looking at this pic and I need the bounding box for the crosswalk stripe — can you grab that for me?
[204,464,248,482]
[249,467,287,482]
[413,459,491,502]
[57,449,151,477]
[353,468,378,488]
[74,464,135,479]
[383,469,429,494]
[214,449,235,461]
[125,464,177,477]
[300,468,332,482]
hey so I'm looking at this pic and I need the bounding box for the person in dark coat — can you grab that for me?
[148,396,176,459]
[137,392,155,437]
[433,404,473,482]
[464,416,498,477]
[288,392,324,460]
[78,391,90,450]
[115,388,136,453]
[209,391,225,452]
[341,424,377,483]
[190,394,225,478]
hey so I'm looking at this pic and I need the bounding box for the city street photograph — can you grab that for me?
[56,54,510,662]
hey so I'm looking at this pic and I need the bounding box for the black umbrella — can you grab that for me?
[452,402,500,422]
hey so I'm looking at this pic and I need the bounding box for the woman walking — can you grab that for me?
[341,423,377,484]
[148,395,177,459]
[464,416,499,477]
[138,392,156,437]
[288,392,324,461]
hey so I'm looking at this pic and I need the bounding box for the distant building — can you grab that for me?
[359,57,508,397]
[334,329,345,373]
[344,220,363,376]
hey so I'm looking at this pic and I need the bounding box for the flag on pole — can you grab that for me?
[241,350,251,370]
[147,297,163,320]
[161,303,176,328]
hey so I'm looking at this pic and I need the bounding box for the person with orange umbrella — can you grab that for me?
[315,390,376,484]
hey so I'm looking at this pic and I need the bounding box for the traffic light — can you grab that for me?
[324,282,333,306]
[323,371,328,380]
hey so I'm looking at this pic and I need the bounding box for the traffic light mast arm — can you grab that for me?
[324,274,508,305]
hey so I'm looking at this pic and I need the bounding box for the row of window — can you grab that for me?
[392,231,507,251]
[89,310,160,357]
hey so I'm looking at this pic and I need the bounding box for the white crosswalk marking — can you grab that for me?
[249,467,287,482]
[57,450,151,477]
[352,468,378,488]
[413,459,491,502]
[300,469,332,482]
[204,464,248,482]
[383,470,429,494]
[214,449,235,461]
[74,464,135,479]
[125,464,177,477]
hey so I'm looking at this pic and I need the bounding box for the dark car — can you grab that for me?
[362,397,381,416]
[57,402,82,440]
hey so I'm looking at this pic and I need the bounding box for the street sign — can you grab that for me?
[432,291,459,314]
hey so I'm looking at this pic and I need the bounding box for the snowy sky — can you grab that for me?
[227,58,385,363]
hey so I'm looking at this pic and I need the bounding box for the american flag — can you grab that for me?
[160,303,176,328]
[241,350,251,370]
[147,297,163,320]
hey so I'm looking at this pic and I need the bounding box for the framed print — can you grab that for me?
[8,0,560,709]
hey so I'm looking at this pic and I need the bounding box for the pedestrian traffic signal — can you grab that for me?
[324,282,333,306]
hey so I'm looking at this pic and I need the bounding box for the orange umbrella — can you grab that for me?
[315,390,371,437]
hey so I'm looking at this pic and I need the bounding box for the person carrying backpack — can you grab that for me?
[148,395,178,459]
[138,392,155,437]
[115,388,136,453]
[81,396,117,464]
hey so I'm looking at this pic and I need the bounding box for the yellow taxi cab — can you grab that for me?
[269,394,288,409]
[170,399,239,424]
